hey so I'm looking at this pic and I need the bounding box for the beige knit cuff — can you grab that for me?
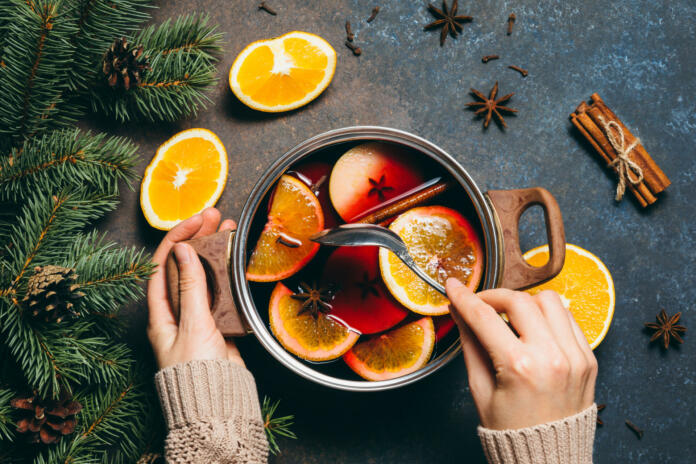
[478,404,597,464]
[155,359,262,430]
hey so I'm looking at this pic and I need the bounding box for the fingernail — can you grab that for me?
[174,243,191,264]
[446,277,463,290]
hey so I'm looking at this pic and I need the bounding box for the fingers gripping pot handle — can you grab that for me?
[165,229,251,336]
[487,187,566,290]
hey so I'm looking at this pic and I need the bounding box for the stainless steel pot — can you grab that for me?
[166,126,565,392]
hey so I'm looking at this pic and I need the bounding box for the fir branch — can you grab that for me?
[66,0,150,92]
[134,13,222,61]
[0,292,133,398]
[0,0,13,59]
[47,373,156,464]
[46,326,132,386]
[0,129,139,202]
[0,295,64,397]
[262,396,297,455]
[0,387,15,441]
[66,231,154,316]
[0,0,82,143]
[0,188,117,292]
[88,13,222,122]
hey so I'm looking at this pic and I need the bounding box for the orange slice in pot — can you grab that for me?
[379,206,484,315]
[269,282,359,362]
[140,128,228,230]
[343,317,435,381]
[229,31,337,112]
[246,174,324,281]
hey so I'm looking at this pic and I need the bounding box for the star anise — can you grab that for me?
[645,309,686,349]
[367,175,393,201]
[356,273,380,300]
[291,282,333,319]
[465,81,518,129]
[596,403,606,426]
[424,1,473,47]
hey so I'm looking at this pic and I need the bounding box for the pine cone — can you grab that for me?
[22,265,84,323]
[11,391,82,444]
[102,37,149,90]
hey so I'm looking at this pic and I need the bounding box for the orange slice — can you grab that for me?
[343,318,435,381]
[140,128,227,230]
[269,282,359,362]
[523,244,615,350]
[379,206,484,316]
[229,31,337,112]
[246,175,324,281]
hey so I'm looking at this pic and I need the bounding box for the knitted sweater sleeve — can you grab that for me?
[155,360,269,464]
[478,404,597,464]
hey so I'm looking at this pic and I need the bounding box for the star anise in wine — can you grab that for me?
[424,1,473,47]
[645,309,686,349]
[465,81,518,129]
[291,282,333,319]
[367,175,394,201]
[356,273,380,300]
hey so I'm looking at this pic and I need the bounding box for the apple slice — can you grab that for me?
[329,142,424,222]
[322,246,407,334]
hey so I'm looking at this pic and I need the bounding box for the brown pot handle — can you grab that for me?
[486,187,566,290]
[165,229,250,337]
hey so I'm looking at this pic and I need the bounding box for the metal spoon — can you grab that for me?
[310,223,447,296]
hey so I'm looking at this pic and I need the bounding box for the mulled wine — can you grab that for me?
[246,141,485,381]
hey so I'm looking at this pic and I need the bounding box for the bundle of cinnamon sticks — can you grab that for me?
[570,93,670,207]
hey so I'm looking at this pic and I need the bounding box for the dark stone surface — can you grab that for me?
[94,1,696,462]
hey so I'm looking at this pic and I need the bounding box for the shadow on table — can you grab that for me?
[237,337,486,464]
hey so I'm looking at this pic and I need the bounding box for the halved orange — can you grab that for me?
[229,31,337,112]
[523,244,615,350]
[246,175,324,281]
[343,317,435,381]
[379,206,484,316]
[140,128,228,230]
[269,282,359,362]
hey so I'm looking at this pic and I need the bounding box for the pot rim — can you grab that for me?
[232,126,501,392]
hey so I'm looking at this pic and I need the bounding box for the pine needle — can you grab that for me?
[0,128,139,202]
[0,0,82,143]
[262,396,297,455]
[0,387,15,441]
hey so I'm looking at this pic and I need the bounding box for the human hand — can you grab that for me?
[446,278,597,430]
[147,207,244,369]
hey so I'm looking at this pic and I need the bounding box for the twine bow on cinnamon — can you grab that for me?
[597,115,644,201]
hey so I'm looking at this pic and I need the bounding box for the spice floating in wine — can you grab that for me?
[269,282,358,362]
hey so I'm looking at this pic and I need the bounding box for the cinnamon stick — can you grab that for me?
[570,94,669,207]
[571,110,652,207]
[351,178,450,224]
[589,94,670,193]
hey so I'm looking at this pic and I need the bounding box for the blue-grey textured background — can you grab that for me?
[100,1,696,462]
